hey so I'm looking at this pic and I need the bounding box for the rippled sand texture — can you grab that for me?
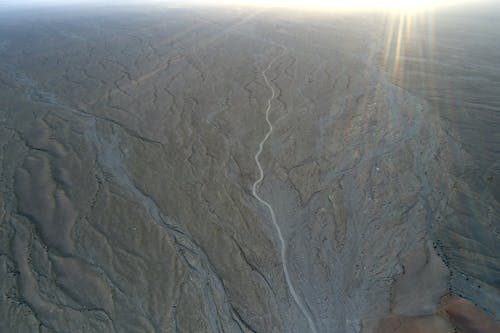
[0,4,498,333]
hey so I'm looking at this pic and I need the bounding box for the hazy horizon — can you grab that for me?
[1,0,498,11]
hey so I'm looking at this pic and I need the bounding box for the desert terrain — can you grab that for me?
[0,2,498,332]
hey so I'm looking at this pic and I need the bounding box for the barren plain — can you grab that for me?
[0,3,499,333]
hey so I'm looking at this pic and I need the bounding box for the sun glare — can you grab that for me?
[185,0,469,11]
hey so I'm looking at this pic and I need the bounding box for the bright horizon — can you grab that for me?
[179,0,479,11]
[1,0,492,12]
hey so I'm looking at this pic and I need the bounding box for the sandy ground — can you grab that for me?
[0,3,498,332]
